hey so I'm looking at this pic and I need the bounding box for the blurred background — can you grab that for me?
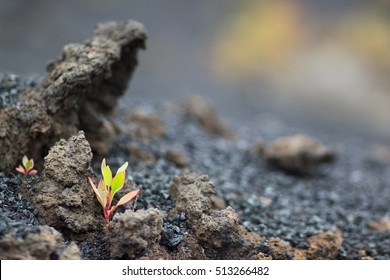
[1,0,390,137]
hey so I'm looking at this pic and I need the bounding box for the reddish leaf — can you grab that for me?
[88,177,104,208]
[28,169,38,175]
[16,165,25,174]
[109,189,140,215]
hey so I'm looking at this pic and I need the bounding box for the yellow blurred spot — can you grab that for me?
[212,0,306,81]
[334,11,390,69]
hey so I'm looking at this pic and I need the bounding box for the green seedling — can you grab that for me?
[16,155,38,176]
[88,159,140,224]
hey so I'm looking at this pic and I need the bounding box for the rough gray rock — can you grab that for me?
[0,20,146,171]
[21,131,102,235]
[169,173,264,259]
[108,208,164,259]
[0,225,81,260]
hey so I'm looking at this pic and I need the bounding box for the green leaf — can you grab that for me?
[101,158,107,178]
[22,156,28,167]
[103,166,112,187]
[110,171,125,199]
[25,160,33,170]
[116,161,128,175]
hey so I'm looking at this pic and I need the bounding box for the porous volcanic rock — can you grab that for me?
[268,237,294,260]
[264,134,336,174]
[169,173,264,259]
[20,131,102,236]
[107,208,164,259]
[0,225,81,260]
[173,233,207,260]
[294,228,343,259]
[256,237,294,260]
[0,20,146,171]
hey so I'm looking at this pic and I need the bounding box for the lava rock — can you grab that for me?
[160,214,187,249]
[268,237,294,260]
[294,229,343,259]
[21,131,102,235]
[0,20,146,171]
[108,208,164,259]
[169,174,215,223]
[0,225,81,260]
[173,233,207,260]
[264,134,336,174]
[161,223,184,248]
[170,173,264,259]
[210,195,227,210]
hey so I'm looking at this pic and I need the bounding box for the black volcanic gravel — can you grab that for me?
[0,173,39,239]
[1,74,389,259]
[109,101,390,260]
[0,73,40,109]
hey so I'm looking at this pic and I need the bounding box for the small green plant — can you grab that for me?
[88,159,140,224]
[16,155,38,176]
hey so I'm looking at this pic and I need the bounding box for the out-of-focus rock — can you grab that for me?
[294,229,343,259]
[369,217,390,233]
[182,95,235,139]
[107,208,163,259]
[20,132,102,235]
[170,173,264,259]
[250,138,265,156]
[264,134,336,174]
[358,250,374,260]
[0,20,146,171]
[165,149,188,168]
[125,111,165,141]
[128,142,156,163]
[368,145,390,165]
[0,225,81,259]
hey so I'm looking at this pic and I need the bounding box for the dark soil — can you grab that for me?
[1,20,389,260]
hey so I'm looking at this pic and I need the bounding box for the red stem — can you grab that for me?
[104,188,112,224]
